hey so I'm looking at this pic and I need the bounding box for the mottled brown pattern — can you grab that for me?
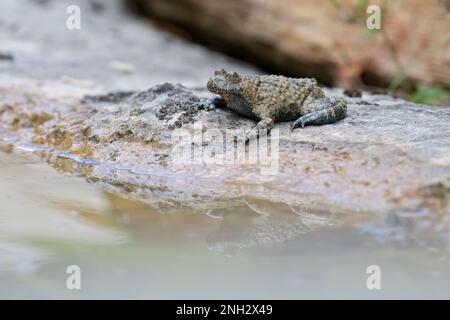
[206,69,347,140]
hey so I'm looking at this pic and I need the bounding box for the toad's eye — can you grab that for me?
[225,72,241,84]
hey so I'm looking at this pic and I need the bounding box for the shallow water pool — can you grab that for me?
[1,150,449,299]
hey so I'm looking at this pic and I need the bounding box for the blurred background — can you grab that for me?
[127,0,450,105]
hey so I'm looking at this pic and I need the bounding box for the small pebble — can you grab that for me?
[343,89,362,97]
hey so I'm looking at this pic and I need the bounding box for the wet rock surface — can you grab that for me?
[1,83,450,252]
[0,0,449,254]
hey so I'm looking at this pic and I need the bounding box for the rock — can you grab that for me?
[1,82,450,251]
[0,0,257,95]
[0,52,14,61]
[344,89,362,98]
[128,0,450,90]
[2,84,449,214]
[109,60,135,74]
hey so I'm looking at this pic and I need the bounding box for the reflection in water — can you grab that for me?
[0,242,49,275]
[206,202,337,256]
[1,150,450,299]
[41,181,340,257]
[59,190,337,256]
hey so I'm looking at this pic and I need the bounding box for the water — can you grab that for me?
[1,149,449,299]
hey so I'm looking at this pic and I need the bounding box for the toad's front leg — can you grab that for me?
[194,96,227,111]
[290,97,347,131]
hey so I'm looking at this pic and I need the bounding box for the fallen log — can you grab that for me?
[128,0,450,89]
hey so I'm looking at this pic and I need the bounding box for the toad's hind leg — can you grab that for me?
[290,97,347,131]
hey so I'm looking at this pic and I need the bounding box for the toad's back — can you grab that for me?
[246,75,321,120]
